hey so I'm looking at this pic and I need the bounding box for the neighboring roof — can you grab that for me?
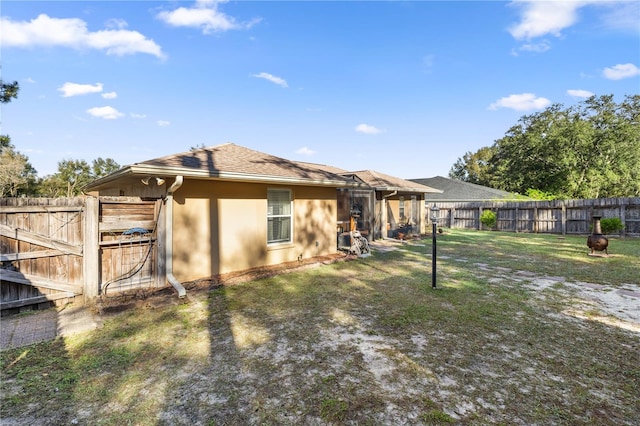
[409,176,516,201]
[86,143,365,190]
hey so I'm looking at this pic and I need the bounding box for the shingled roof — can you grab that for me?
[299,162,441,194]
[86,143,365,189]
[342,170,441,193]
[409,176,517,201]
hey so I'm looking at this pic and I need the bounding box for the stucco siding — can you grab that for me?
[291,186,337,260]
[171,180,337,281]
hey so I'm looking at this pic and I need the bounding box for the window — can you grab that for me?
[267,189,292,244]
[399,196,405,220]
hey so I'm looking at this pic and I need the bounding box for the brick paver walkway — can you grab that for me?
[1,305,102,351]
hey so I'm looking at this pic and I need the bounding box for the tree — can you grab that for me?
[0,80,37,196]
[0,137,38,197]
[1,80,19,103]
[449,146,497,187]
[39,157,121,197]
[39,159,91,197]
[92,157,121,178]
[450,94,640,198]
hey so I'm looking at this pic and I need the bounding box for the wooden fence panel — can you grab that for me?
[452,206,479,230]
[430,197,640,237]
[516,207,535,233]
[1,196,164,312]
[496,208,515,232]
[1,198,85,312]
[626,204,640,234]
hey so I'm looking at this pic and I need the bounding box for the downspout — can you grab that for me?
[165,176,186,298]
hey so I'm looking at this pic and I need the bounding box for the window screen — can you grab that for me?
[267,189,292,244]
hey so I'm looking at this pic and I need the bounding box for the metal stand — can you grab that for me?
[430,204,439,290]
[432,222,437,289]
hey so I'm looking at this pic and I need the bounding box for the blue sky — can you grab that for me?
[2,1,639,180]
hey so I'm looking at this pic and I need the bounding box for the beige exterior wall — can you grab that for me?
[171,180,338,282]
[383,194,425,235]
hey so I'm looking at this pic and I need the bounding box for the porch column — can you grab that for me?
[381,197,388,239]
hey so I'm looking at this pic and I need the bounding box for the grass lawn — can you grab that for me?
[2,230,639,425]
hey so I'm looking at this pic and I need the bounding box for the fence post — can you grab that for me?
[449,206,455,228]
[561,201,566,236]
[620,202,626,237]
[83,196,100,299]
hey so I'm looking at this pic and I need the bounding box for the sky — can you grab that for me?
[1,0,639,180]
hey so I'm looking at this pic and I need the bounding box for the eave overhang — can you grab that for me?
[84,164,368,191]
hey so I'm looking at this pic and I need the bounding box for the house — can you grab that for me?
[409,176,516,202]
[336,170,441,239]
[85,143,439,288]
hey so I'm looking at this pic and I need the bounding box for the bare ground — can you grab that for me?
[2,241,639,425]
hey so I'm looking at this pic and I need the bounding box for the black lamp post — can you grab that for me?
[430,204,439,289]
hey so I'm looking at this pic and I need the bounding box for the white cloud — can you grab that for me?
[87,106,124,119]
[1,14,165,58]
[489,93,551,111]
[157,0,260,34]
[296,147,316,156]
[102,91,117,99]
[252,72,288,88]
[567,89,594,98]
[509,1,638,42]
[508,1,583,40]
[104,18,128,30]
[599,1,640,32]
[130,113,147,119]
[58,82,103,97]
[355,123,384,135]
[602,63,640,80]
[518,41,551,53]
[157,120,171,127]
[24,77,36,83]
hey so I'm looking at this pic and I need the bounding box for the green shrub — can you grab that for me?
[600,217,623,234]
[480,210,497,229]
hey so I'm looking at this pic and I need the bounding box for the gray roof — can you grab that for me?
[409,176,517,201]
[301,163,441,194]
[342,170,441,193]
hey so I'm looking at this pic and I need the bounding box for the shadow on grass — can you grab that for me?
[1,231,639,424]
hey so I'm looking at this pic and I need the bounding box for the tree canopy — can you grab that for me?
[0,80,38,197]
[38,158,121,197]
[450,94,640,199]
[1,80,20,104]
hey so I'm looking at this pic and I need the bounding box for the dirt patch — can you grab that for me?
[472,261,640,332]
[2,235,638,425]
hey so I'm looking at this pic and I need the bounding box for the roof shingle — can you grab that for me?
[136,143,354,183]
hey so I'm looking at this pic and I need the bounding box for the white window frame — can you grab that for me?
[267,189,293,245]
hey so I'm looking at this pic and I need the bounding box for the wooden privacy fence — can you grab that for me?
[1,196,165,313]
[429,197,640,236]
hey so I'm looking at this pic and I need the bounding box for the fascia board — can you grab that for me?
[87,165,367,189]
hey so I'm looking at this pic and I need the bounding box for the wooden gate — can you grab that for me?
[1,196,165,313]
[96,198,162,296]
[0,198,85,311]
